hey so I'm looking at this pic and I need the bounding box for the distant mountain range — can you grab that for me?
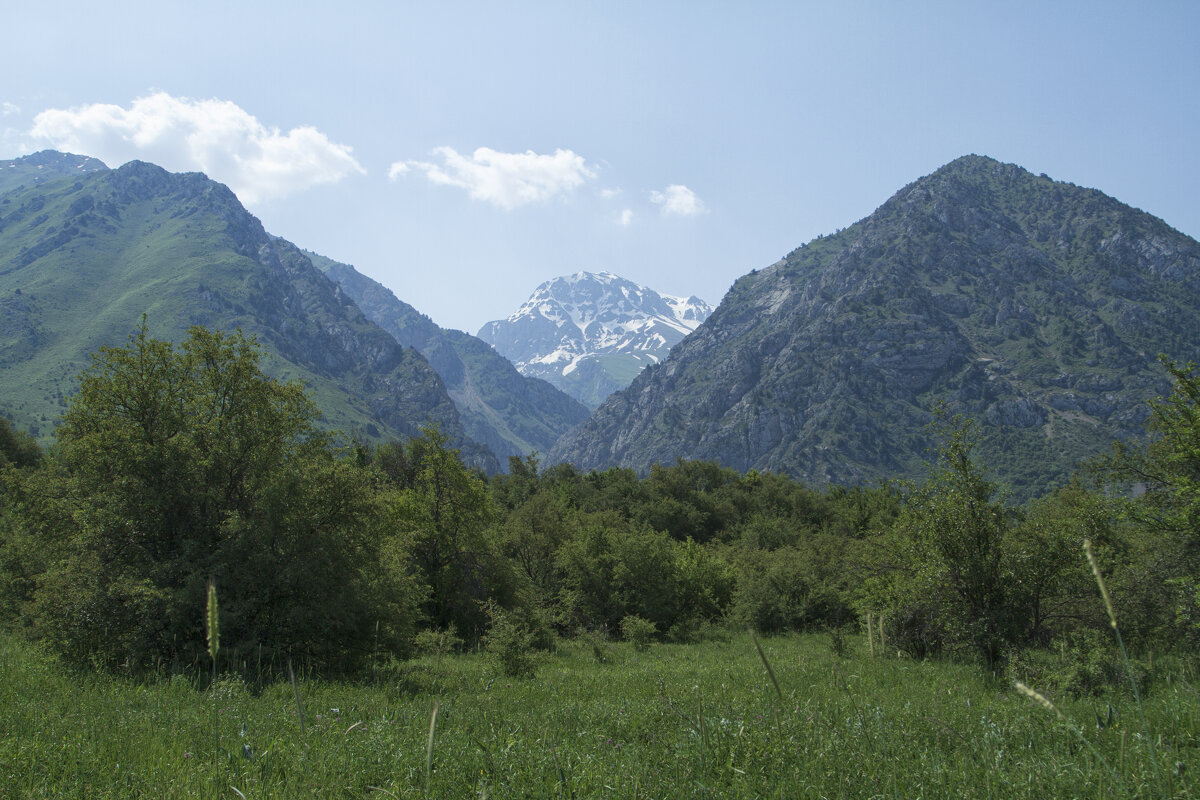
[550,155,1200,498]
[478,271,712,407]
[4,150,1197,496]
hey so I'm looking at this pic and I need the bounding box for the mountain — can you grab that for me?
[0,153,498,470]
[311,253,590,461]
[477,271,713,407]
[0,150,108,196]
[550,156,1200,498]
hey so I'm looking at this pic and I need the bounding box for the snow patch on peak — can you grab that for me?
[478,271,713,404]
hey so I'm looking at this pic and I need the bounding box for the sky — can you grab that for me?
[2,1,1198,334]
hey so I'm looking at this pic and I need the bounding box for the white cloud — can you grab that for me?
[1,127,28,155]
[618,208,633,226]
[29,92,364,204]
[650,184,706,216]
[1,102,20,117]
[394,146,595,210]
[600,187,622,199]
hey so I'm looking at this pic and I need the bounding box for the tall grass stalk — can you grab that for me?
[750,630,783,732]
[1013,680,1120,790]
[1084,537,1172,794]
[1016,540,1177,797]
[425,700,439,798]
[206,580,220,784]
[1084,539,1147,727]
[288,658,306,734]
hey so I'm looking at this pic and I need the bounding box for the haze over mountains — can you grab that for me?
[478,271,713,407]
[2,150,1197,494]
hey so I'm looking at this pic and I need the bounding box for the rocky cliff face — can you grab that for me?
[550,156,1200,497]
[477,271,712,408]
[315,255,590,461]
[0,155,497,470]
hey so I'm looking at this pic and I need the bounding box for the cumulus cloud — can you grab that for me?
[2,102,20,117]
[618,208,633,226]
[650,184,706,216]
[393,146,595,210]
[600,187,622,199]
[29,92,364,204]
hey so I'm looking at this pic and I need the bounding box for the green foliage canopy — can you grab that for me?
[16,322,409,670]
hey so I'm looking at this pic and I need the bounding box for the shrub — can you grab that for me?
[484,603,537,678]
[884,602,946,659]
[1049,630,1136,697]
[414,625,464,659]
[729,547,851,634]
[620,615,657,651]
[16,324,408,672]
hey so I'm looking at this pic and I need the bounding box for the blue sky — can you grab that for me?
[3,1,1197,333]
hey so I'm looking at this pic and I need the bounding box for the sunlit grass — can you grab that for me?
[0,631,1195,798]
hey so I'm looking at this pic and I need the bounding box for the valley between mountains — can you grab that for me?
[2,150,1197,496]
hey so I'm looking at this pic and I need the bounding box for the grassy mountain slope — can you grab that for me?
[0,157,497,469]
[312,254,590,460]
[551,156,1200,497]
[0,150,107,196]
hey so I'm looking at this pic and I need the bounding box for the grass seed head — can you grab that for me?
[1015,680,1067,722]
[206,581,220,662]
[1083,539,1118,631]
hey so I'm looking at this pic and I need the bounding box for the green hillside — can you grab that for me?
[0,156,496,468]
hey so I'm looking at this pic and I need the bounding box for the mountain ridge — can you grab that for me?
[0,154,499,470]
[311,253,590,461]
[0,150,108,196]
[549,155,1200,497]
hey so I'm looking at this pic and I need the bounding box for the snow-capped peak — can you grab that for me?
[478,271,713,407]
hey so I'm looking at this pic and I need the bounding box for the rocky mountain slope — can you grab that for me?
[550,156,1200,497]
[477,271,712,407]
[312,253,590,461]
[0,153,498,470]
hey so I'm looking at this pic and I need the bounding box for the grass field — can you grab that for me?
[0,631,1195,799]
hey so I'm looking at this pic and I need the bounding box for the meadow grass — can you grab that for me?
[0,631,1195,799]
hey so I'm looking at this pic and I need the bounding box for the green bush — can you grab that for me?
[729,547,850,634]
[414,625,464,658]
[884,602,947,659]
[484,603,538,678]
[13,324,415,672]
[1048,630,1134,697]
[620,615,657,651]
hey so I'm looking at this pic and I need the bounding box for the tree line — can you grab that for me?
[0,323,1197,687]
